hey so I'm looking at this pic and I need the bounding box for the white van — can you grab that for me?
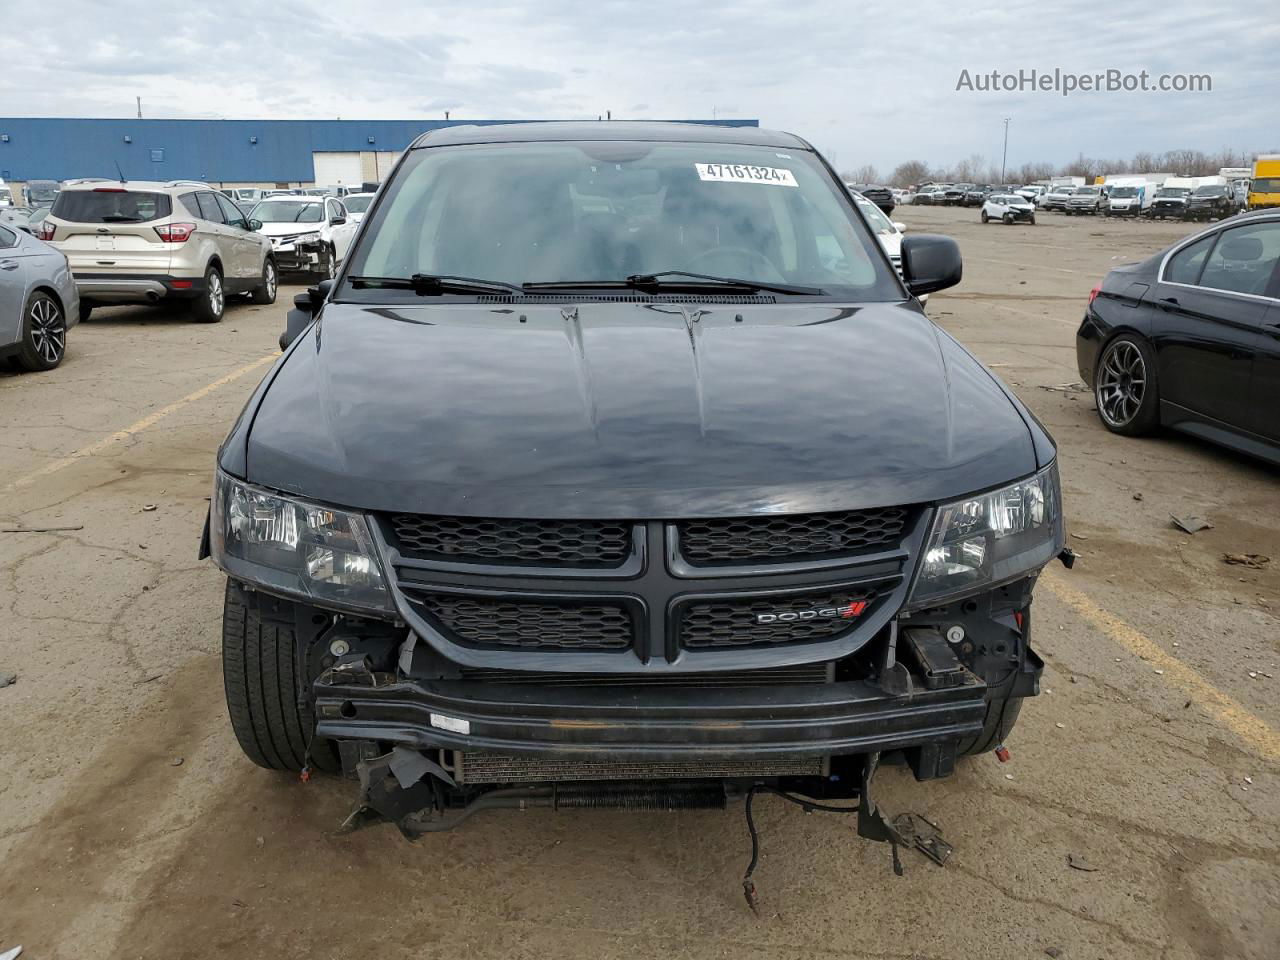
[1105,176,1164,216]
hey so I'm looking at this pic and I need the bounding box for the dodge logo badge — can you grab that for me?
[756,600,867,624]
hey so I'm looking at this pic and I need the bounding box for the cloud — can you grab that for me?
[1,0,1275,171]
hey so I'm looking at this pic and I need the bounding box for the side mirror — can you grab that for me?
[330,216,346,226]
[900,234,962,296]
[279,279,334,351]
[248,218,262,231]
[893,221,907,233]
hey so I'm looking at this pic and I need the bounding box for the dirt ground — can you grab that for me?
[1,206,1277,960]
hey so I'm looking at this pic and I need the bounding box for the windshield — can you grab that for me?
[346,140,899,298]
[853,195,894,234]
[1110,187,1139,198]
[1253,178,1280,193]
[1156,187,1191,197]
[1192,185,1226,197]
[344,194,374,213]
[28,183,59,201]
[1074,187,1100,195]
[251,200,323,223]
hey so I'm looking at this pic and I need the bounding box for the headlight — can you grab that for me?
[908,463,1063,610]
[210,470,392,615]
[294,231,322,244]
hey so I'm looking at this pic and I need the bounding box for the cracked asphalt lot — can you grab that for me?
[1,209,1278,959]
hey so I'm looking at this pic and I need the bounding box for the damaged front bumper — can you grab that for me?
[314,662,993,766]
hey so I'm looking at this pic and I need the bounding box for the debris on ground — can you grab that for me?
[0,945,23,960]
[0,672,16,689]
[1045,948,1063,959]
[1132,492,1144,501]
[1170,513,1213,534]
[142,504,158,512]
[1223,553,1270,569]
[0,524,84,533]
[170,757,184,766]
[1071,533,1089,541]
[1068,853,1098,872]
[1039,381,1089,394]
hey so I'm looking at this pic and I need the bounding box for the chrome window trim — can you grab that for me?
[1156,213,1280,304]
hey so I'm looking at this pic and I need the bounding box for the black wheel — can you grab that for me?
[1094,334,1160,436]
[1029,215,1036,225]
[251,258,278,305]
[1003,213,1013,224]
[192,264,225,323]
[78,303,93,323]
[959,695,1023,756]
[14,291,66,372]
[222,580,339,774]
[980,211,989,223]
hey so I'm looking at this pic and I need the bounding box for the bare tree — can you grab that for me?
[841,164,880,184]
[889,160,931,186]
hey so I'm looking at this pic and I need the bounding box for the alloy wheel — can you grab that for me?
[209,272,224,316]
[29,296,65,364]
[1097,340,1146,427]
[265,262,277,300]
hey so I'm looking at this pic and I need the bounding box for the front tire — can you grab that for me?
[959,695,1023,756]
[981,211,989,223]
[314,245,335,281]
[251,258,278,305]
[14,291,66,372]
[192,265,225,323]
[1094,334,1160,436]
[1003,213,1013,224]
[78,303,93,323]
[222,580,338,773]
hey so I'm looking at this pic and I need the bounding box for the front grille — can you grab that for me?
[680,586,887,649]
[413,593,633,651]
[388,514,631,567]
[677,507,910,566]
[456,662,833,686]
[455,753,823,785]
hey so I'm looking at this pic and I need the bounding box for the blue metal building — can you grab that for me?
[0,117,760,185]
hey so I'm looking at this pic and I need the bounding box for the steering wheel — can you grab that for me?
[685,246,784,282]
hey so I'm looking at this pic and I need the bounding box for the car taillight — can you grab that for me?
[154,222,196,243]
[1088,284,1101,306]
[37,221,56,241]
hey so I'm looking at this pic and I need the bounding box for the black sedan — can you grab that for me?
[846,182,895,214]
[1076,211,1280,464]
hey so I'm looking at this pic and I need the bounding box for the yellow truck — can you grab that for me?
[1248,155,1280,210]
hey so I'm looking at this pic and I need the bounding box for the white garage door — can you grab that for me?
[372,151,401,180]
[312,152,363,187]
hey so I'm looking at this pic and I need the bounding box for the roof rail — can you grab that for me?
[165,179,212,188]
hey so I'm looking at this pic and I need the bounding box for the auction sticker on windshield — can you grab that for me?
[695,163,798,187]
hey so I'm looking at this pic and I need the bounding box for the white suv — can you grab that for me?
[244,195,358,280]
[42,180,276,322]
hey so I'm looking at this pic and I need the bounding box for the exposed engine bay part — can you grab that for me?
[340,745,950,910]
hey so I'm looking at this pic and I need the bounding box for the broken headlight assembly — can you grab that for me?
[209,470,392,615]
[907,462,1063,610]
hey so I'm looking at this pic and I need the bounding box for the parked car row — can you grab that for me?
[0,178,376,372]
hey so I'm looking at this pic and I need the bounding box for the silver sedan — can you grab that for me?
[1,220,79,372]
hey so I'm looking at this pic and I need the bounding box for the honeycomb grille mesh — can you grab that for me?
[677,507,910,565]
[388,515,631,567]
[413,593,633,651]
[680,586,886,649]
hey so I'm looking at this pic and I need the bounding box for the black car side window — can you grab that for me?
[1198,222,1280,299]
[0,224,17,248]
[1164,234,1215,286]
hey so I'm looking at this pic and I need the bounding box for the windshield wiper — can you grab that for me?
[347,273,524,295]
[523,271,824,297]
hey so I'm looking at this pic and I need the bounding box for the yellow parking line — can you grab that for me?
[4,354,276,492]
[1043,569,1280,764]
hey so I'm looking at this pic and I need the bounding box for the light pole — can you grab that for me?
[1000,117,1011,183]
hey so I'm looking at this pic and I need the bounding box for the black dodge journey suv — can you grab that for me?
[204,122,1064,868]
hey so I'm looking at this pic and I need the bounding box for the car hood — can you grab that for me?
[233,300,1045,518]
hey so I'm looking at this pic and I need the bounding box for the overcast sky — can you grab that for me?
[2,0,1274,174]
